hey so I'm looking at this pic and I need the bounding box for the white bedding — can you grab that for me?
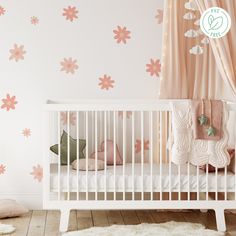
[50,163,235,192]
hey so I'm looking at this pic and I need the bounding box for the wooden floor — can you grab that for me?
[1,210,236,236]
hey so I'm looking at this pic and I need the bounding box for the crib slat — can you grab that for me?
[178,165,181,200]
[104,111,107,201]
[224,167,227,200]
[132,111,135,201]
[159,112,162,201]
[113,111,116,201]
[57,112,61,201]
[108,111,111,139]
[206,164,209,201]
[76,111,80,200]
[86,111,88,201]
[168,112,172,201]
[67,111,70,200]
[141,111,144,201]
[149,111,153,201]
[197,164,199,201]
[215,167,218,201]
[95,111,98,201]
[123,111,126,201]
[187,162,190,201]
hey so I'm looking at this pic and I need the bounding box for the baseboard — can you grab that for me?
[0,193,42,210]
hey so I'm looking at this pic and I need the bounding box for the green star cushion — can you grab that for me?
[50,130,86,165]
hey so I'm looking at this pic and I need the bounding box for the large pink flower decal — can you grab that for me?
[61,112,76,126]
[9,44,26,62]
[135,139,149,153]
[30,165,43,182]
[31,16,39,25]
[98,74,115,90]
[156,9,163,24]
[60,58,78,74]
[1,94,18,111]
[0,6,5,16]
[113,26,131,44]
[22,128,31,138]
[146,59,161,77]
[0,164,6,175]
[63,6,78,22]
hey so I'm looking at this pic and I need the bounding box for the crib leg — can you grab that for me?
[215,208,226,232]
[59,209,70,232]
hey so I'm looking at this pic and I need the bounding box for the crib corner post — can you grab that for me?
[59,209,71,232]
[215,208,226,232]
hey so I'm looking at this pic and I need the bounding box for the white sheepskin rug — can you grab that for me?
[0,223,15,235]
[63,221,224,236]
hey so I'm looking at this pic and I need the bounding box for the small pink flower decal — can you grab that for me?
[135,139,149,153]
[1,94,18,111]
[146,59,161,77]
[0,6,5,16]
[0,164,6,175]
[31,16,39,25]
[9,44,26,62]
[118,111,132,119]
[63,6,78,22]
[60,58,78,74]
[155,9,163,24]
[30,165,43,182]
[22,128,31,138]
[113,26,131,44]
[98,74,115,90]
[61,112,76,126]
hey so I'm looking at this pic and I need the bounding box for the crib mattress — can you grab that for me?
[50,163,235,193]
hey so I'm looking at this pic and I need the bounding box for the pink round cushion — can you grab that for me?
[90,140,123,165]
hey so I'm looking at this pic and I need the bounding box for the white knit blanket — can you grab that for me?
[171,101,230,168]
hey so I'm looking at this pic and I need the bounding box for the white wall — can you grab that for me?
[0,0,163,209]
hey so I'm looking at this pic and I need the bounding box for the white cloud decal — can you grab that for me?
[184,29,198,38]
[201,37,210,44]
[189,45,203,55]
[183,12,196,20]
[184,0,198,11]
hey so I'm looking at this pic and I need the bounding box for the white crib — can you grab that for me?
[43,99,236,232]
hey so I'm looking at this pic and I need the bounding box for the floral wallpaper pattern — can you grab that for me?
[0,0,163,208]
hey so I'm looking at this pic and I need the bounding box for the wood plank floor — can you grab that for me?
[1,210,236,236]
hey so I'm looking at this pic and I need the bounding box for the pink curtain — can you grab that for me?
[159,0,236,100]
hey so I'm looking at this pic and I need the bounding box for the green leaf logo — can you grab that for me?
[208,16,223,30]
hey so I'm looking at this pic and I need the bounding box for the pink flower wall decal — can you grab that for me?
[135,139,149,153]
[113,26,131,44]
[0,6,5,16]
[9,44,26,62]
[1,94,18,111]
[155,9,163,24]
[30,165,43,182]
[0,164,6,175]
[60,58,78,74]
[98,74,115,90]
[31,16,39,25]
[118,111,132,119]
[22,128,31,138]
[146,59,161,77]
[63,6,78,22]
[61,112,76,126]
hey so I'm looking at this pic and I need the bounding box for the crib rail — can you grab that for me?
[43,100,236,207]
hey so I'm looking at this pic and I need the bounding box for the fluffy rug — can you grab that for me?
[0,223,15,235]
[63,221,223,236]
